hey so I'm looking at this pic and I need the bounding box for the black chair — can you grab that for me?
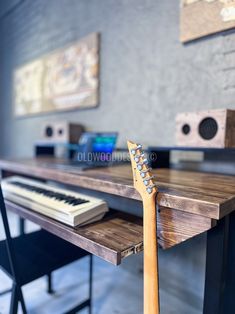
[0,185,93,314]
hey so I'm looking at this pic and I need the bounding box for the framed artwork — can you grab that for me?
[181,0,235,43]
[14,33,99,116]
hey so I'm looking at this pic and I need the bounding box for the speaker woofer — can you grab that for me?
[198,117,218,140]
[45,126,53,137]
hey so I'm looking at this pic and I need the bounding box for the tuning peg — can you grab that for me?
[134,156,140,162]
[134,152,145,163]
[142,158,148,165]
[146,184,156,194]
[147,187,152,194]
[131,144,142,156]
[143,176,155,186]
[137,159,148,170]
[141,172,147,178]
[140,168,152,178]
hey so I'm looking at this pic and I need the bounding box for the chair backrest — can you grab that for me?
[0,184,19,282]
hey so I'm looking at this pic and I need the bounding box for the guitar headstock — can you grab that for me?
[127,141,158,200]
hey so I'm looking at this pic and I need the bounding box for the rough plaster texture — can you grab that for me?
[0,0,235,157]
[0,0,233,313]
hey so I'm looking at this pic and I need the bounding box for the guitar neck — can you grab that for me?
[143,195,160,314]
[126,140,160,314]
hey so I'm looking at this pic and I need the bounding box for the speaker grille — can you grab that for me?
[199,117,218,140]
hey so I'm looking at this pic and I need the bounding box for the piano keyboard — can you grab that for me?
[2,176,109,227]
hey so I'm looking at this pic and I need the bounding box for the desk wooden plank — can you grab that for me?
[158,206,215,249]
[5,200,143,265]
[0,158,235,220]
[5,199,214,259]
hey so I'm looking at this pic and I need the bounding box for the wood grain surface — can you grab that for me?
[4,199,214,264]
[157,206,215,248]
[5,200,143,265]
[0,158,225,262]
[0,158,234,220]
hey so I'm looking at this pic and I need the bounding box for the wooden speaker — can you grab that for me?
[41,122,84,144]
[176,109,235,148]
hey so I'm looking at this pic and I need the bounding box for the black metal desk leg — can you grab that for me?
[89,255,93,314]
[203,217,229,314]
[223,211,235,314]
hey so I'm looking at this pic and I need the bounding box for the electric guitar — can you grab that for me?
[127,141,160,314]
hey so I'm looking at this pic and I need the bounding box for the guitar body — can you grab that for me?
[127,141,160,314]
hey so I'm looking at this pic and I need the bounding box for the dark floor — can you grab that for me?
[0,211,143,314]
[0,211,203,314]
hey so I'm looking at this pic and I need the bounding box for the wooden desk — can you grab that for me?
[0,158,234,220]
[0,158,234,251]
[0,158,235,313]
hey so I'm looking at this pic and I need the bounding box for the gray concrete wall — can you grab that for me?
[0,0,233,313]
[0,0,235,157]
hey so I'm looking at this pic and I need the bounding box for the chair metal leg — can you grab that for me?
[47,273,54,294]
[19,218,25,235]
[0,288,12,296]
[18,286,27,314]
[10,284,18,314]
[10,284,27,314]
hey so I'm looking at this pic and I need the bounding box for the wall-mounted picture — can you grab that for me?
[14,32,99,116]
[181,0,235,43]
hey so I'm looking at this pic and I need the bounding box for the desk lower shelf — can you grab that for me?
[5,200,143,265]
[5,199,216,265]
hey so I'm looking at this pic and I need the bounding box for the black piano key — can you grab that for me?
[9,181,89,205]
